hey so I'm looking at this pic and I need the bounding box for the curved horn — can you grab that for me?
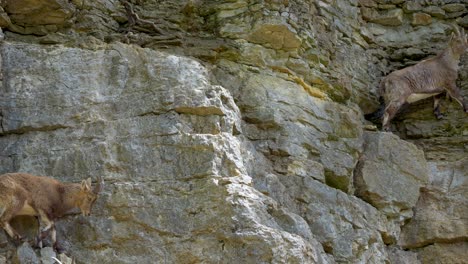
[93,175,104,194]
[452,24,461,36]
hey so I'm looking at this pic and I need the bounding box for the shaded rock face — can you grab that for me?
[0,0,466,263]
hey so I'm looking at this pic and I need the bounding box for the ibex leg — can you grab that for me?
[37,210,54,246]
[382,100,404,131]
[433,95,444,119]
[446,86,468,112]
[37,211,63,253]
[2,222,23,244]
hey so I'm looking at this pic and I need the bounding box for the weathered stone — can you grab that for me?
[377,4,396,10]
[232,71,363,193]
[361,7,378,21]
[256,172,394,263]
[390,47,426,61]
[0,42,329,263]
[0,232,7,249]
[0,0,466,263]
[355,132,429,218]
[403,1,422,13]
[358,0,377,8]
[370,9,404,26]
[14,243,39,264]
[4,0,75,29]
[247,22,302,51]
[441,3,466,13]
[459,15,468,27]
[412,12,432,26]
[57,253,74,264]
[374,0,404,4]
[0,255,6,264]
[423,6,446,18]
[40,247,56,264]
[387,246,420,264]
[418,242,468,264]
[400,187,468,249]
[0,7,10,28]
[445,11,466,19]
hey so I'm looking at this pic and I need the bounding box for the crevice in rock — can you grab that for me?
[402,236,468,250]
[0,124,70,136]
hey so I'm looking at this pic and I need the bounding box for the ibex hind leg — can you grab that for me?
[447,86,468,112]
[382,100,405,131]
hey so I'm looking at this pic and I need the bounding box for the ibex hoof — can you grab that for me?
[12,236,25,246]
[435,114,445,120]
[34,237,44,249]
[53,242,65,254]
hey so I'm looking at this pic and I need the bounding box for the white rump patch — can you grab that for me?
[406,93,440,103]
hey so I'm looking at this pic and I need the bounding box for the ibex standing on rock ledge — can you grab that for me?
[0,173,103,252]
[366,26,468,131]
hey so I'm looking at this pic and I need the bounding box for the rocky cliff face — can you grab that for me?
[0,0,466,263]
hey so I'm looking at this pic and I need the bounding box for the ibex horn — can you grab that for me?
[452,24,461,36]
[93,175,104,194]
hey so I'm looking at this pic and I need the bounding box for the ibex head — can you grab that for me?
[449,25,468,55]
[76,176,104,216]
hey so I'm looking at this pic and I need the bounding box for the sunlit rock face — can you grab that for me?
[0,0,466,263]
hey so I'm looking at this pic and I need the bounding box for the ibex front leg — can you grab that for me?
[2,222,24,245]
[37,210,62,252]
[433,94,444,119]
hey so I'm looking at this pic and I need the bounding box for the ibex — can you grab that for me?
[0,173,103,252]
[366,26,468,131]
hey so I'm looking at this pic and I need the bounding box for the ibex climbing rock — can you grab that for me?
[0,173,104,252]
[366,26,468,131]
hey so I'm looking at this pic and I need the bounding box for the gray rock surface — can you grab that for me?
[355,131,429,219]
[14,243,39,264]
[0,0,466,263]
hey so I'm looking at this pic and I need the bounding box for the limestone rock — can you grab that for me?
[358,0,377,8]
[441,3,466,13]
[403,1,422,13]
[233,71,363,193]
[4,0,75,34]
[354,132,429,218]
[459,15,468,27]
[423,6,446,18]
[412,13,432,26]
[57,253,74,264]
[387,246,420,264]
[399,187,468,249]
[14,243,39,264]
[367,9,404,26]
[0,232,7,249]
[40,247,56,264]
[0,42,328,263]
[418,243,468,264]
[0,7,10,28]
[247,21,302,51]
[0,0,466,263]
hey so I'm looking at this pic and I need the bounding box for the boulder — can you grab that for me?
[354,132,429,218]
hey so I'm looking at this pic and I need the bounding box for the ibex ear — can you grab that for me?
[81,178,92,191]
